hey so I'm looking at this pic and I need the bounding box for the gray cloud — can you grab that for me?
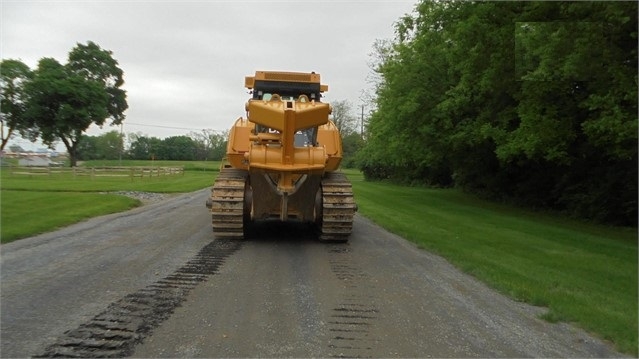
[2,0,414,148]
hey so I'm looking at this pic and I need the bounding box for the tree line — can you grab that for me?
[74,129,229,161]
[75,101,365,163]
[358,1,637,226]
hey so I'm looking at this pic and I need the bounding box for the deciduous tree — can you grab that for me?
[22,41,127,166]
[188,129,228,161]
[360,1,637,225]
[330,100,358,136]
[0,59,32,150]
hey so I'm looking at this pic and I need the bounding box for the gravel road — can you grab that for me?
[0,188,625,358]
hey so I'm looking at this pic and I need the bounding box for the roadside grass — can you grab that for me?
[1,190,140,243]
[344,169,638,355]
[0,168,216,193]
[0,163,219,243]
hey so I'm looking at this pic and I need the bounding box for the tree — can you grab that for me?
[209,131,228,160]
[341,132,365,168]
[23,57,108,164]
[330,100,358,136]
[95,130,124,160]
[77,130,124,160]
[188,129,229,161]
[22,41,127,166]
[128,133,163,160]
[76,135,98,160]
[0,59,33,151]
[360,1,637,224]
[189,130,210,160]
[67,42,127,125]
[159,136,197,160]
[188,129,221,160]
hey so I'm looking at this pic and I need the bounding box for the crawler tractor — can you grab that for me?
[206,71,356,242]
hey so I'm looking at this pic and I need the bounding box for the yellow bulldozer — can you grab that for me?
[206,71,356,242]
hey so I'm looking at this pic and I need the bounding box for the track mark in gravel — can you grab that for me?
[326,245,379,359]
[36,239,242,358]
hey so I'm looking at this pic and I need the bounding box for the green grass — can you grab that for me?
[1,168,216,193]
[344,170,637,355]
[1,162,220,243]
[1,190,140,243]
[80,159,222,171]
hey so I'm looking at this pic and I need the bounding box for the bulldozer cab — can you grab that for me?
[260,93,310,102]
[247,72,327,146]
[246,71,327,102]
[250,81,322,102]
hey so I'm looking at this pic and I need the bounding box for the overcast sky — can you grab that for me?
[1,0,416,151]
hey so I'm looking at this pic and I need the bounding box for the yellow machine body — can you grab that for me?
[208,71,355,241]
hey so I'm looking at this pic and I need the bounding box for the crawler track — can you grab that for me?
[37,239,242,358]
[210,168,248,239]
[320,172,356,242]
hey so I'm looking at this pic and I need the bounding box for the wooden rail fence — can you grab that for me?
[7,166,184,180]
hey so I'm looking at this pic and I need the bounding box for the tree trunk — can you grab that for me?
[1,125,14,151]
[68,149,78,167]
[61,137,78,167]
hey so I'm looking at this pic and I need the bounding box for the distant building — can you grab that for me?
[18,156,52,167]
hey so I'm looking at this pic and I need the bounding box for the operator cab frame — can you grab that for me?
[245,71,328,147]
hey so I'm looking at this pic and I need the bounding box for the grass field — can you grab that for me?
[1,160,220,192]
[1,190,140,241]
[343,169,637,355]
[80,159,221,171]
[0,161,219,243]
[1,163,636,354]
